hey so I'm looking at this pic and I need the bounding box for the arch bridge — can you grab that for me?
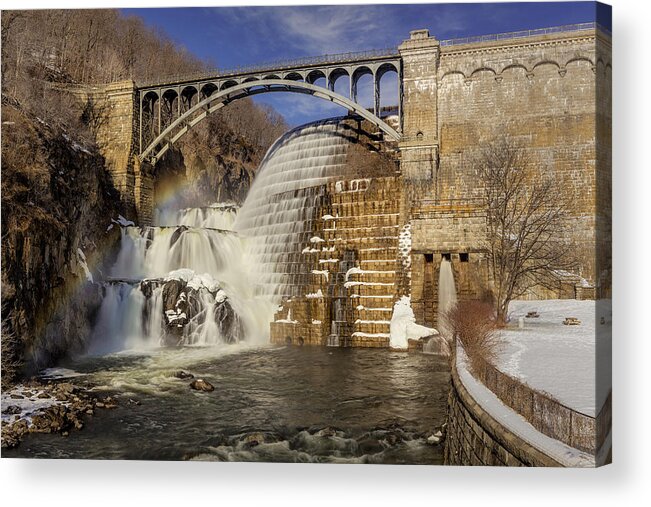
[136,49,403,164]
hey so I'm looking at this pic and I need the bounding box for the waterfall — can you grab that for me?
[234,118,358,301]
[90,205,274,353]
[91,118,360,354]
[437,258,458,341]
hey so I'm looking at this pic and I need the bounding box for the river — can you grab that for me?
[6,346,450,463]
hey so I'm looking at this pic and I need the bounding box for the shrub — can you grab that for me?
[447,300,502,375]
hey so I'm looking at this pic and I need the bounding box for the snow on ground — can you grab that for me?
[456,345,595,467]
[1,385,69,426]
[389,296,437,349]
[494,299,612,417]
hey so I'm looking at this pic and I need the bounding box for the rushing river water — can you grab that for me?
[6,346,450,463]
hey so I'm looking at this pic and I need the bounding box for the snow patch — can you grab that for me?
[456,345,595,467]
[389,296,437,350]
[343,281,393,288]
[398,223,412,270]
[76,248,93,282]
[113,215,135,227]
[305,289,324,299]
[276,308,298,324]
[494,299,611,416]
[311,269,329,281]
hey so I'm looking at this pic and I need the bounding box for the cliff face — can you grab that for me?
[153,111,281,210]
[1,100,121,386]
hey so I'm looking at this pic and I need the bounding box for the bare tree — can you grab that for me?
[476,136,577,323]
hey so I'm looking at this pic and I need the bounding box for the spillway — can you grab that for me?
[234,118,359,301]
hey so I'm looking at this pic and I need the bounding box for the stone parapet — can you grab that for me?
[445,352,562,467]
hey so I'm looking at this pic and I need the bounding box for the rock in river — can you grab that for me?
[190,379,215,392]
[174,370,195,379]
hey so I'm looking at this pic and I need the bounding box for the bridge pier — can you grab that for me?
[398,29,440,188]
[71,80,155,225]
[91,80,141,220]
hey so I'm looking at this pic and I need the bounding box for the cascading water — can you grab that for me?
[437,258,458,341]
[90,204,274,354]
[234,118,359,301]
[91,118,362,353]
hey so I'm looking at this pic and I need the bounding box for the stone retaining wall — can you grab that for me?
[445,354,562,467]
[472,356,606,454]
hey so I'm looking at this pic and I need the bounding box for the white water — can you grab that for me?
[91,206,274,353]
[91,118,359,354]
[437,258,458,341]
[234,118,357,301]
[155,203,238,230]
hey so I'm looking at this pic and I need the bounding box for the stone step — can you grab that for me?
[318,214,400,229]
[349,294,396,308]
[349,333,390,348]
[347,270,397,284]
[353,307,393,322]
[327,236,399,249]
[322,225,400,241]
[345,282,396,297]
[331,188,399,203]
[330,201,401,214]
[356,247,398,262]
[354,321,391,335]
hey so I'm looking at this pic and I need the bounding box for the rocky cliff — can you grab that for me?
[1,98,122,386]
[153,112,278,210]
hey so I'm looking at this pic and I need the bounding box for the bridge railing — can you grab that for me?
[439,21,608,46]
[138,47,399,88]
[138,22,609,89]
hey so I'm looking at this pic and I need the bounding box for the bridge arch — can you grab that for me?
[220,80,238,90]
[139,79,401,163]
[283,71,305,81]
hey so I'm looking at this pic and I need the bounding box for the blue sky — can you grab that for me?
[123,2,609,126]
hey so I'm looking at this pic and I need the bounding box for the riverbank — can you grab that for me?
[1,377,121,449]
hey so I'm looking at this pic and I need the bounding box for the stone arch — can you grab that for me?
[220,80,238,90]
[283,71,304,81]
[327,67,350,95]
[499,63,530,78]
[564,56,594,72]
[140,79,400,163]
[351,65,374,105]
[161,89,178,130]
[376,62,399,114]
[181,85,199,113]
[440,70,467,81]
[198,83,217,100]
[532,60,561,72]
[306,69,327,85]
[140,90,160,150]
[470,66,497,78]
